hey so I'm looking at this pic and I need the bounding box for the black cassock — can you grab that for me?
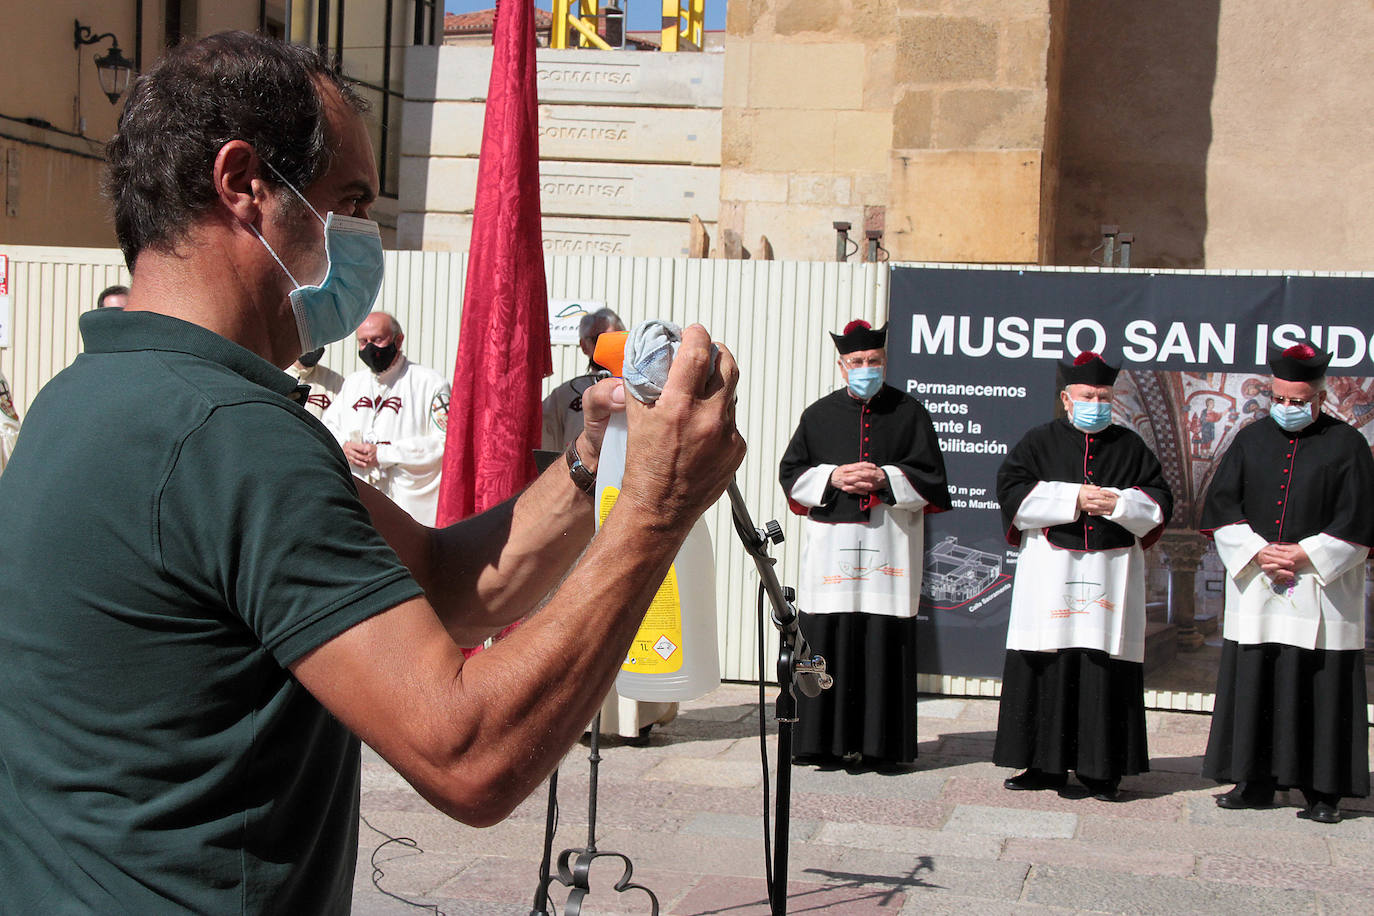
[1201,413,1374,797]
[992,420,1173,783]
[778,385,950,765]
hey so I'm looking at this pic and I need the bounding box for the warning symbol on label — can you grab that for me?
[653,636,678,660]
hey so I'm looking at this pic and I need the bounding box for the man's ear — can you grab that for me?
[213,140,267,225]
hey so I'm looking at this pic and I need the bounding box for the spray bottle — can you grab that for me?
[590,327,720,702]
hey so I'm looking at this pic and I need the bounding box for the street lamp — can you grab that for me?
[74,19,136,105]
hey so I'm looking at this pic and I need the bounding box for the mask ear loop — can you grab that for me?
[246,222,302,289]
[260,159,327,227]
[246,157,327,290]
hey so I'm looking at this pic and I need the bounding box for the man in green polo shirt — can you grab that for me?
[0,33,745,913]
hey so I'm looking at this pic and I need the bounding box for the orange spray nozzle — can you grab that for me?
[592,331,628,377]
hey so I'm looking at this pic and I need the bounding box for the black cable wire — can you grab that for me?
[757,581,775,906]
[360,814,448,916]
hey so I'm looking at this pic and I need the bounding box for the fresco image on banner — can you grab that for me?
[889,265,1374,694]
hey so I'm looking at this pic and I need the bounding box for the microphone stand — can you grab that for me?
[724,481,833,916]
[528,480,830,916]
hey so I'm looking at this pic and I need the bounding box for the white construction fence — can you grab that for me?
[1,246,894,689]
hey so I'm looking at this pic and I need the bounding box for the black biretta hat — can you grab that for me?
[1268,343,1331,382]
[1060,351,1120,386]
[831,320,888,354]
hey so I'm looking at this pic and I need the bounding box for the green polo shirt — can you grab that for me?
[0,310,424,913]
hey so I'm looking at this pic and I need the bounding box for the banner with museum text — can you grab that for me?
[888,266,1374,692]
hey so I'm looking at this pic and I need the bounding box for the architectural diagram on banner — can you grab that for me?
[920,536,1008,616]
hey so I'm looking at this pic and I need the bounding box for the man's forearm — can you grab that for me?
[295,493,699,829]
[354,455,596,645]
[426,458,595,643]
[441,497,692,821]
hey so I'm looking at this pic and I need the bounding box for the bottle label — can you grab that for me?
[599,485,684,674]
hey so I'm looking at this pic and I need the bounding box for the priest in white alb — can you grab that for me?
[1201,343,1374,824]
[993,351,1172,801]
[778,320,951,769]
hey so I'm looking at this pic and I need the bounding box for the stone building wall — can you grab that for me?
[721,0,1054,263]
[400,46,722,258]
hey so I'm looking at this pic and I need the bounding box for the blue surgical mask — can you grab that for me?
[1270,402,1315,432]
[847,366,884,400]
[1070,400,1112,433]
[249,163,385,353]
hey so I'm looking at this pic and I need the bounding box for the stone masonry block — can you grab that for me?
[935,89,1046,148]
[414,101,722,165]
[945,0,1050,18]
[897,16,999,84]
[887,148,1042,262]
[725,0,758,36]
[1001,15,1052,87]
[892,89,936,148]
[863,42,899,109]
[722,37,751,109]
[776,0,840,36]
[788,173,853,206]
[721,109,757,168]
[854,172,892,205]
[425,46,724,106]
[721,169,790,203]
[835,110,896,171]
[749,109,839,172]
[749,42,867,110]
[851,0,901,42]
[734,200,858,261]
[415,157,718,220]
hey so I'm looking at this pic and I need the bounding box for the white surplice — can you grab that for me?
[1003,481,1164,663]
[1212,522,1368,651]
[789,463,929,618]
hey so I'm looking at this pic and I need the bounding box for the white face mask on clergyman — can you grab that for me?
[1069,400,1112,433]
[847,366,884,400]
[1270,402,1315,432]
[248,162,385,354]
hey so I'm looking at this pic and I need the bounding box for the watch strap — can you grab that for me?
[565,439,596,495]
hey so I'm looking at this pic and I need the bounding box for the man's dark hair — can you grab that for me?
[96,285,129,308]
[104,31,368,269]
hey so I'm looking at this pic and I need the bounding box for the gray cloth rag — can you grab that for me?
[621,319,719,404]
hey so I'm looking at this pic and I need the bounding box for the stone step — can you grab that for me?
[1143,619,1178,674]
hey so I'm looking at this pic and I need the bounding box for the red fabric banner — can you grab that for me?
[437,0,552,531]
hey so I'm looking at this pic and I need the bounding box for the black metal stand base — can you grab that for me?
[529,480,828,916]
[529,711,659,916]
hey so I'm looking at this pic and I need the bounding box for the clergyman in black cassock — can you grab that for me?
[1201,343,1374,824]
[778,320,951,768]
[991,352,1173,800]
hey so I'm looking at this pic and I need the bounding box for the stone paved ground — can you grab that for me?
[352,685,1374,915]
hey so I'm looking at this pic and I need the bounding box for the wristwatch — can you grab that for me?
[565,439,596,495]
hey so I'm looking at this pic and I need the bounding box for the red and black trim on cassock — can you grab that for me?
[1200,411,1374,547]
[996,418,1173,550]
[779,384,951,522]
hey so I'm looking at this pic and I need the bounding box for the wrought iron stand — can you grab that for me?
[529,711,658,915]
